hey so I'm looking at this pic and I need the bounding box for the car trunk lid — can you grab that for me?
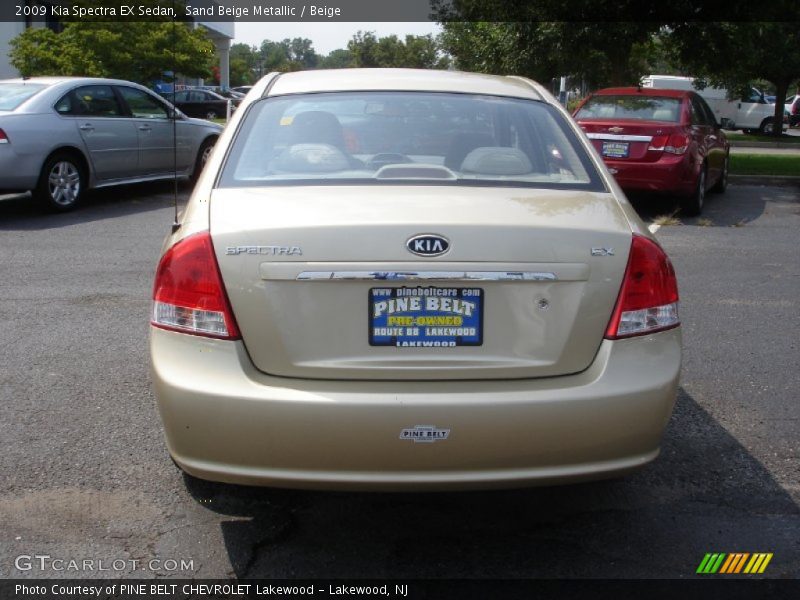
[578,120,681,162]
[210,186,632,380]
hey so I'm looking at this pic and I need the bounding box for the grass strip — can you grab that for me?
[729,154,800,176]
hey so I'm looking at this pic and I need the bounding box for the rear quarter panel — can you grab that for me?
[0,111,89,190]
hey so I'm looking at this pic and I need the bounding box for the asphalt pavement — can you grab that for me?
[0,182,798,580]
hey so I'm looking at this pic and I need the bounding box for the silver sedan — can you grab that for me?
[0,77,222,211]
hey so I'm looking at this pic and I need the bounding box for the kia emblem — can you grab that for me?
[406,234,450,257]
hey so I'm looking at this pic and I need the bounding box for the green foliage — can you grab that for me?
[440,21,662,87]
[729,154,800,176]
[669,22,800,136]
[9,21,215,83]
[258,38,320,72]
[229,43,260,84]
[348,32,450,70]
[566,94,585,113]
[439,22,557,82]
[435,1,666,86]
[320,49,354,69]
[6,28,64,77]
[228,57,252,86]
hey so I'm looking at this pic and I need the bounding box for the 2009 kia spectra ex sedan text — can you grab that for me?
[150,69,682,491]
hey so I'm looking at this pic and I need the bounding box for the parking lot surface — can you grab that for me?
[0,183,798,579]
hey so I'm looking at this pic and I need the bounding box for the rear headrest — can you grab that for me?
[460,147,533,176]
[290,111,346,149]
[652,108,676,121]
[444,132,496,170]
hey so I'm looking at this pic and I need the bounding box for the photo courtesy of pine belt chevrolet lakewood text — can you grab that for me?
[150,69,681,491]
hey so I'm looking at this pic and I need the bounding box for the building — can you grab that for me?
[195,21,234,90]
[0,21,30,79]
[0,4,232,88]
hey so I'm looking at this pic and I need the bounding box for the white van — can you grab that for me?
[641,75,786,134]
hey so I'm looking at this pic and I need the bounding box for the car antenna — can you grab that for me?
[170,0,180,233]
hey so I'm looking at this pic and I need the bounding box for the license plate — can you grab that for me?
[369,287,483,347]
[602,141,630,158]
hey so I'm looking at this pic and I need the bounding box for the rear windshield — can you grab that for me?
[219,91,603,191]
[576,95,681,122]
[0,83,47,110]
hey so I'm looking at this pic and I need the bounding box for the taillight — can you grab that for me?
[151,232,240,339]
[647,134,668,152]
[0,129,8,144]
[664,133,689,155]
[605,234,679,339]
[648,133,689,155]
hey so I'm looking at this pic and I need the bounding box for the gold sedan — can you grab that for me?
[150,69,681,490]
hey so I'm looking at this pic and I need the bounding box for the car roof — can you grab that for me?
[0,77,169,113]
[0,76,148,86]
[591,87,691,99]
[265,68,545,101]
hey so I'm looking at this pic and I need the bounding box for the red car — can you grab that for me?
[574,87,729,215]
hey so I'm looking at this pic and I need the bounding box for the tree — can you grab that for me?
[288,38,319,69]
[320,49,354,69]
[7,28,63,76]
[439,22,559,83]
[439,20,663,89]
[435,1,718,89]
[258,38,319,72]
[9,21,215,83]
[230,43,259,85]
[669,22,800,136]
[347,32,450,69]
[228,44,260,86]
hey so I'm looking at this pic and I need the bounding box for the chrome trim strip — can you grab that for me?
[296,271,558,282]
[93,172,189,188]
[585,133,653,142]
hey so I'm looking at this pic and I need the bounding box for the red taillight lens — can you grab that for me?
[649,133,689,155]
[151,232,240,339]
[647,134,669,152]
[0,129,9,144]
[664,133,689,155]
[605,234,680,339]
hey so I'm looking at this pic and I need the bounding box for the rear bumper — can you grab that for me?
[0,147,40,192]
[605,153,695,195]
[150,327,681,491]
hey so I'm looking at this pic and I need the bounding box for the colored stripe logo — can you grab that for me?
[696,553,773,574]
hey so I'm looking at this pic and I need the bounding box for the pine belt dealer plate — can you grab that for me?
[602,141,630,158]
[369,287,483,347]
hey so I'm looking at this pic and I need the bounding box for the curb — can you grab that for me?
[729,174,800,187]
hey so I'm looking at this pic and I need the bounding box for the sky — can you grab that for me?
[233,22,442,55]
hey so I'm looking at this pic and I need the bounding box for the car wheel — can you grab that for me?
[759,118,775,135]
[35,152,85,212]
[710,155,728,194]
[680,166,706,216]
[192,137,216,182]
[205,110,218,120]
